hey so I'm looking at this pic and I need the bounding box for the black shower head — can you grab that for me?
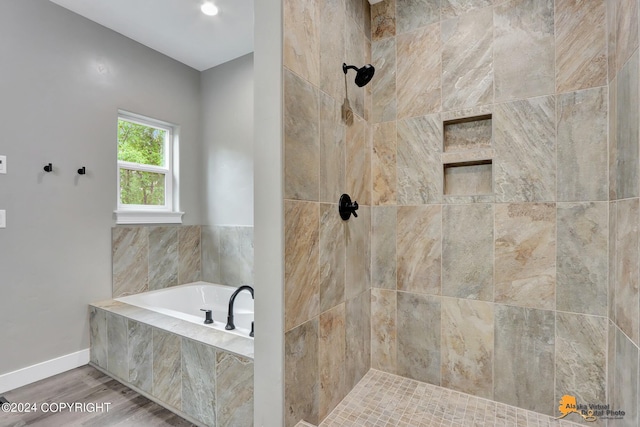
[343,63,375,87]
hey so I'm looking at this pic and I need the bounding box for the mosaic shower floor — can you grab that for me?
[300,370,584,427]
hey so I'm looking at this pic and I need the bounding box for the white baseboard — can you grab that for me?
[0,349,90,394]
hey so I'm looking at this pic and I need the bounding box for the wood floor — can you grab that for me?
[0,365,195,427]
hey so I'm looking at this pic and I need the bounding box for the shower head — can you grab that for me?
[342,63,375,87]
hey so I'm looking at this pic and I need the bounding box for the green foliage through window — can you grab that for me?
[117,118,168,206]
[119,169,165,205]
[118,120,165,166]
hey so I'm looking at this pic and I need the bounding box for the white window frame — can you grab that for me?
[114,110,183,224]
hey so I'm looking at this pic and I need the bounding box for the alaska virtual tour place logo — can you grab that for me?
[557,395,625,422]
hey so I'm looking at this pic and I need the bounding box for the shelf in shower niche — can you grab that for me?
[443,114,492,153]
[441,148,495,165]
[443,160,493,196]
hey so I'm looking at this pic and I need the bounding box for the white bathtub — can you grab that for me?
[116,282,254,338]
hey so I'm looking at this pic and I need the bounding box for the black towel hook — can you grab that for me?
[43,163,53,173]
[77,167,86,175]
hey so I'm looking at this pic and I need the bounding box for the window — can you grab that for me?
[115,111,182,224]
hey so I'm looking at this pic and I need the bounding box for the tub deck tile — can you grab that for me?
[89,301,254,360]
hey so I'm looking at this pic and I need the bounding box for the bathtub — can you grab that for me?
[90,281,254,426]
[115,281,254,338]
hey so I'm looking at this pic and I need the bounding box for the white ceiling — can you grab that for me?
[50,0,254,71]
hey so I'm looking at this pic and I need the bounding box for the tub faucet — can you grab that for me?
[225,285,254,337]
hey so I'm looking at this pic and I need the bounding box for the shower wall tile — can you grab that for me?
[371,0,395,40]
[607,320,616,421]
[494,203,556,311]
[441,6,493,110]
[285,319,319,427]
[441,0,491,19]
[106,312,128,381]
[220,226,254,286]
[555,0,607,93]
[615,0,638,74]
[178,226,201,284]
[557,88,608,202]
[372,206,396,289]
[494,0,554,102]
[284,0,319,85]
[613,326,639,427]
[396,0,439,35]
[319,0,346,102]
[615,51,639,199]
[494,305,555,415]
[615,198,639,345]
[609,201,617,322]
[607,0,616,82]
[128,319,152,393]
[346,290,371,390]
[363,0,371,39]
[149,227,178,291]
[397,24,441,119]
[442,203,493,301]
[216,352,254,427]
[346,206,371,300]
[319,203,345,312]
[201,225,221,283]
[397,114,442,204]
[112,227,148,297]
[284,69,320,202]
[346,16,366,119]
[319,304,347,420]
[346,0,366,33]
[494,96,556,202]
[152,328,181,409]
[555,313,607,423]
[371,38,397,123]
[557,203,608,316]
[319,92,345,204]
[89,307,107,369]
[609,76,618,200]
[365,38,373,121]
[372,121,397,205]
[441,298,493,399]
[397,205,442,295]
[182,338,216,427]
[285,200,320,331]
[397,291,440,384]
[371,289,397,373]
[346,115,370,205]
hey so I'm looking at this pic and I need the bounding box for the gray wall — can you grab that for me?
[253,0,284,423]
[201,53,254,226]
[0,0,202,375]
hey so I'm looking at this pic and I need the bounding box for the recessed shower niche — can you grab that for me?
[442,114,494,197]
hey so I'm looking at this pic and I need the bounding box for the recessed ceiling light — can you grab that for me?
[201,2,219,16]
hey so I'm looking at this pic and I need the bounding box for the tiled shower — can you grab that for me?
[282,0,640,426]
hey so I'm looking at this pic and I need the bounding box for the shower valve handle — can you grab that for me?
[339,194,359,220]
[351,201,359,217]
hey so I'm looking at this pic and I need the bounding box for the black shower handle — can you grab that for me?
[339,194,359,220]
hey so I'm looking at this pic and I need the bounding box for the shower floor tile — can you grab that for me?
[314,370,583,427]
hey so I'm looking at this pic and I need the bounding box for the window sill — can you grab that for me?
[114,210,184,225]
